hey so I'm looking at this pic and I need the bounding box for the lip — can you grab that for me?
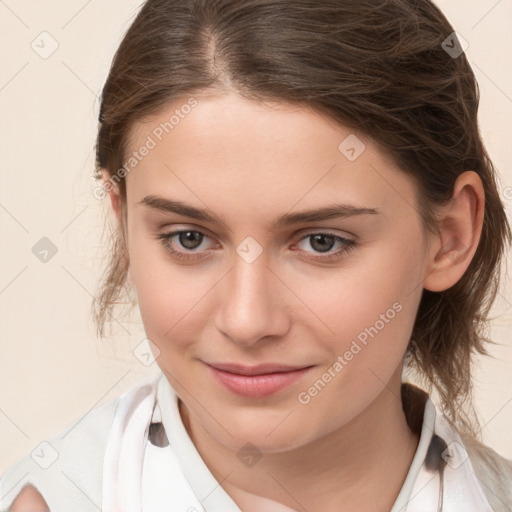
[204,362,314,398]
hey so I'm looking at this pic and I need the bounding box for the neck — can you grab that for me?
[179,371,420,512]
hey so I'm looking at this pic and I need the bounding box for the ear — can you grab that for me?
[107,186,123,226]
[423,171,485,292]
[106,184,133,286]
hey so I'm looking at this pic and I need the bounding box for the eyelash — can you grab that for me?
[155,230,356,262]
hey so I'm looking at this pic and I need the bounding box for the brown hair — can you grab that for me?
[93,0,511,437]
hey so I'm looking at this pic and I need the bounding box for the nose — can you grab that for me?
[215,251,291,347]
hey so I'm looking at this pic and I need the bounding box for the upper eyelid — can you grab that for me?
[149,216,343,243]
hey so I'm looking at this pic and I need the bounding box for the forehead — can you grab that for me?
[124,92,419,220]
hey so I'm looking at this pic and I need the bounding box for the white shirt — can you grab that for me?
[0,372,499,511]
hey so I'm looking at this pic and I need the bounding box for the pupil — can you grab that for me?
[180,231,202,249]
[311,234,334,252]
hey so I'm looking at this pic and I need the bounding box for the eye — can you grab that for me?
[155,229,217,260]
[294,232,356,261]
[155,229,356,263]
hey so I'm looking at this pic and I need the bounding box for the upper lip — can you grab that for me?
[205,362,313,376]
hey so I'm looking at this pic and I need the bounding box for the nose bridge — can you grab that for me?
[232,250,270,308]
[216,245,288,346]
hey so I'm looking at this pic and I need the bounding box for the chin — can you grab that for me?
[208,409,315,453]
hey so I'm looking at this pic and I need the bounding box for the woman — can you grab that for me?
[2,0,511,510]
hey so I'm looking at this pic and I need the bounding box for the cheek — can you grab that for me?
[127,227,213,350]
[294,269,421,439]
[299,238,423,347]
[296,227,425,401]
[134,270,207,336]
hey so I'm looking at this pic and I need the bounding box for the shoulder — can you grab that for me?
[9,484,49,511]
[0,381,143,511]
[461,432,512,509]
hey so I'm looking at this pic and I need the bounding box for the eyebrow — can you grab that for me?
[139,195,379,232]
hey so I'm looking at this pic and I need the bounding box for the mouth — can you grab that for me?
[204,362,315,398]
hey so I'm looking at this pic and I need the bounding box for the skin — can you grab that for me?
[12,91,484,511]
[10,485,49,511]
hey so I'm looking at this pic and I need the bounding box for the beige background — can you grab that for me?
[0,0,511,476]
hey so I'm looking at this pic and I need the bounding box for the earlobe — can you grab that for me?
[423,171,485,292]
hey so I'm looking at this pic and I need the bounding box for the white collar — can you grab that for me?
[102,373,493,511]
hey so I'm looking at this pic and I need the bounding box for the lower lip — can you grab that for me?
[206,365,313,398]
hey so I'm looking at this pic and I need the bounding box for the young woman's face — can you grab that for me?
[123,92,430,452]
